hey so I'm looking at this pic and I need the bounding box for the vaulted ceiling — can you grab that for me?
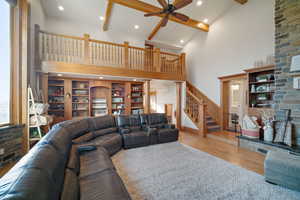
[41,0,239,46]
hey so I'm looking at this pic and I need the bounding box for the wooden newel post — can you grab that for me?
[124,41,129,68]
[34,24,41,70]
[153,48,161,72]
[83,34,90,64]
[180,53,186,80]
[198,103,207,137]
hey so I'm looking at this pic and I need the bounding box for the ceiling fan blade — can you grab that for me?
[144,11,165,17]
[173,0,193,10]
[157,0,168,9]
[172,12,189,22]
[161,14,169,27]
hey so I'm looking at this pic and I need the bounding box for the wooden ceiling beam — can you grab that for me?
[234,0,248,4]
[110,0,209,32]
[148,18,165,40]
[103,1,114,31]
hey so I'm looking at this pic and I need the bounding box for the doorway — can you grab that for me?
[220,73,247,132]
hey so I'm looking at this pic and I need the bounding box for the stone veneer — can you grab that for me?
[274,0,300,146]
[0,125,24,168]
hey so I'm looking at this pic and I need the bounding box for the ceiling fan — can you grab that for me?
[144,0,193,27]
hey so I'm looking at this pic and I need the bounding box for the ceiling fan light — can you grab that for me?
[197,22,204,28]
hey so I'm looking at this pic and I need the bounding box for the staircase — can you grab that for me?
[184,81,221,136]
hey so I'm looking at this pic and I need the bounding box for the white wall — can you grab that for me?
[28,0,46,91]
[150,80,176,124]
[182,0,275,128]
[183,0,275,105]
[45,18,146,47]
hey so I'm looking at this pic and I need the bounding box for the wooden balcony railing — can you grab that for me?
[185,89,207,136]
[36,26,186,81]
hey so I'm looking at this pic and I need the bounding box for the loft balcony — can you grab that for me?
[36,28,186,81]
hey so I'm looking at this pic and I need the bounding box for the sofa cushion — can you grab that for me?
[72,132,94,144]
[54,118,91,139]
[40,127,72,157]
[90,115,116,130]
[157,128,179,143]
[149,123,166,129]
[86,133,122,156]
[61,169,79,200]
[0,144,66,200]
[80,147,115,178]
[148,113,168,125]
[117,115,141,128]
[122,131,149,148]
[0,168,58,200]
[93,127,118,137]
[80,169,131,200]
[66,146,80,175]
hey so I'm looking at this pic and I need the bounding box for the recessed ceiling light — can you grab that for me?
[180,40,185,44]
[134,25,139,29]
[57,74,63,77]
[196,0,203,6]
[133,79,137,81]
[58,5,64,11]
[99,77,104,79]
[99,16,105,21]
[203,18,208,23]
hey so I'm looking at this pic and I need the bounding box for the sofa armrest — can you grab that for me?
[164,124,176,129]
[119,128,130,135]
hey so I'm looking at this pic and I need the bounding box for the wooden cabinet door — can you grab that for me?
[64,79,72,120]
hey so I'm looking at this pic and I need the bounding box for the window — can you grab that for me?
[0,1,11,125]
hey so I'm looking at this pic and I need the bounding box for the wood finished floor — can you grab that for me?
[0,130,265,178]
[179,131,265,175]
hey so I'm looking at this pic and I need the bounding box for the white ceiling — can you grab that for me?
[40,0,236,46]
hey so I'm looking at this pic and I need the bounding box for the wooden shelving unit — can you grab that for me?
[112,83,126,115]
[246,65,275,109]
[72,80,90,119]
[48,79,65,123]
[131,83,144,114]
[43,75,148,124]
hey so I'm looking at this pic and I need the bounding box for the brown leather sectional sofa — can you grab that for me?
[0,113,178,200]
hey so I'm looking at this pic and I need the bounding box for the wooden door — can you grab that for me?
[164,104,173,123]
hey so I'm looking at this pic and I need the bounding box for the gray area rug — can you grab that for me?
[112,142,300,200]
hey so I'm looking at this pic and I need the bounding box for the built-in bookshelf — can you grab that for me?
[131,83,144,114]
[48,79,65,118]
[112,83,125,115]
[246,65,275,109]
[72,80,89,118]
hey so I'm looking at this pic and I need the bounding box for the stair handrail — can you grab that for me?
[185,88,207,137]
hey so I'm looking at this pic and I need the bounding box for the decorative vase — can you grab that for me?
[264,121,274,142]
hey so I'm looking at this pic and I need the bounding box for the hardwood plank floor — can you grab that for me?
[179,131,265,175]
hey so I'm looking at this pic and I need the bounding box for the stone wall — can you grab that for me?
[274,0,300,146]
[0,125,24,168]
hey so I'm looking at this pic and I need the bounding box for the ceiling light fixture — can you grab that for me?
[196,0,203,6]
[197,22,204,28]
[134,25,139,29]
[99,16,105,21]
[57,73,63,77]
[180,40,184,44]
[99,77,104,79]
[133,79,137,81]
[203,18,208,23]
[58,5,64,11]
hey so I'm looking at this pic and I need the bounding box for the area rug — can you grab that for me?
[112,142,300,200]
